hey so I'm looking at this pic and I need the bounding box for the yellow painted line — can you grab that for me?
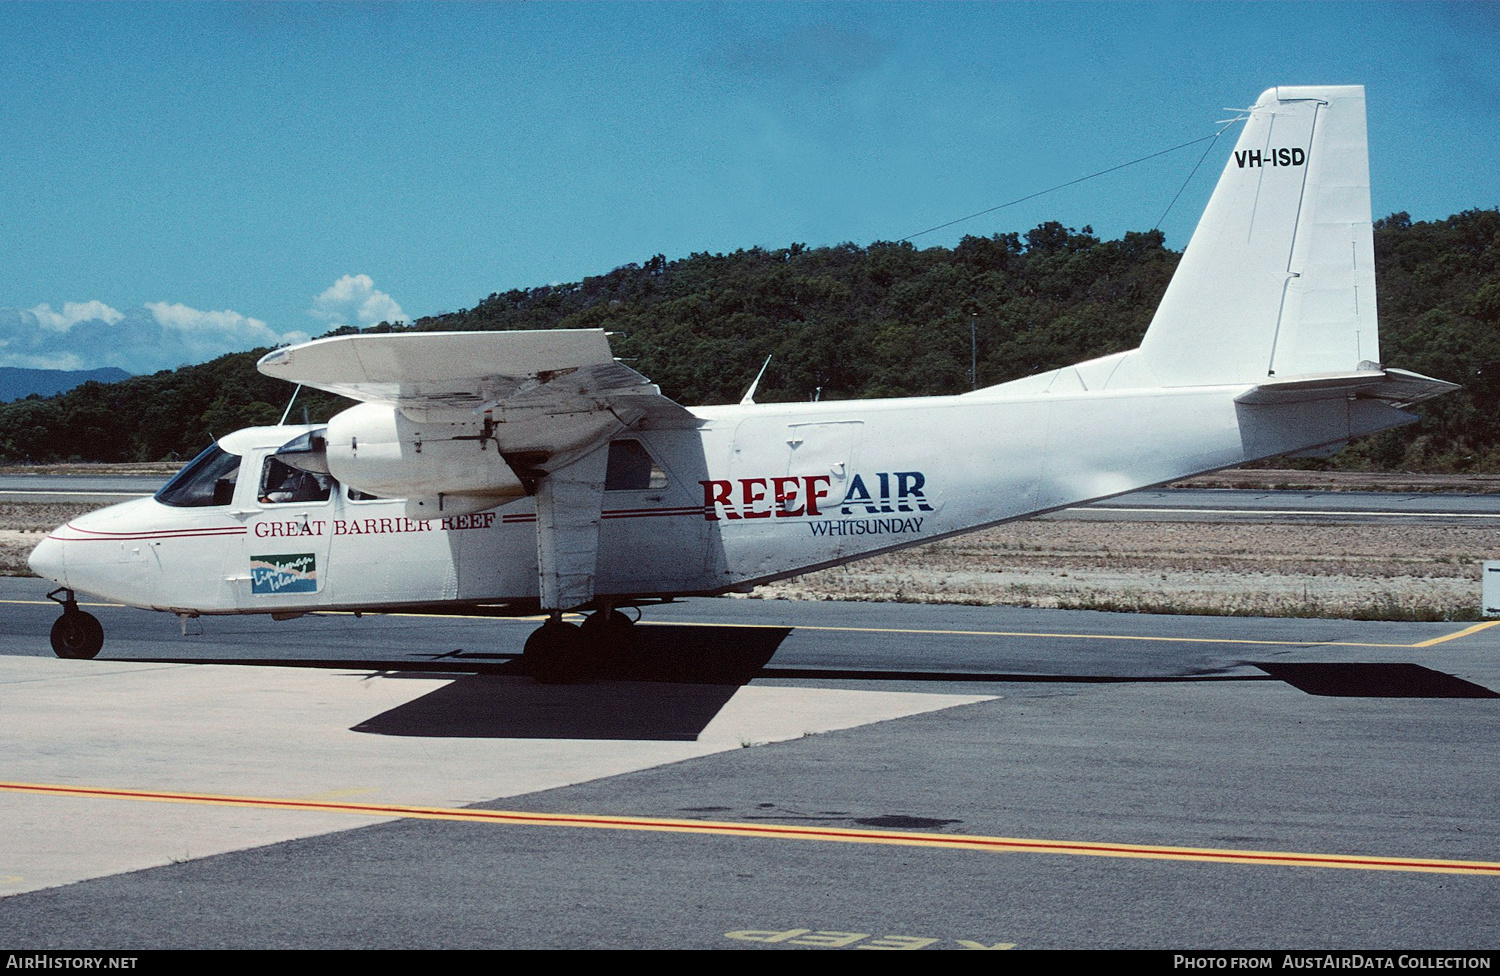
[4,780,1497,877]
[340,611,585,622]
[650,620,1429,649]
[292,787,379,803]
[346,613,1445,650]
[1409,620,1500,647]
[327,613,1496,651]
[312,612,1496,650]
[3,600,1495,650]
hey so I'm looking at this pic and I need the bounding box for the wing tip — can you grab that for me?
[257,346,293,372]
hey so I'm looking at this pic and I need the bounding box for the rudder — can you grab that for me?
[1138,86,1377,387]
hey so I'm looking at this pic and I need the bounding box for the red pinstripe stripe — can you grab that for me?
[52,526,246,542]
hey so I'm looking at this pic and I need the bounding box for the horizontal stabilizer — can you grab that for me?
[1235,368,1459,409]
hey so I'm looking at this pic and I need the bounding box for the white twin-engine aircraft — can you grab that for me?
[30,86,1456,680]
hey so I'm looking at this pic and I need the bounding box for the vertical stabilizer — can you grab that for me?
[1138,86,1377,386]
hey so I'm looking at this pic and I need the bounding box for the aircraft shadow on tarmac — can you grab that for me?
[1251,662,1499,699]
[353,625,794,740]
[140,624,792,741]
[130,627,1497,741]
[353,675,746,740]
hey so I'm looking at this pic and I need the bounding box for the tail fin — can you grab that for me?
[1138,85,1378,386]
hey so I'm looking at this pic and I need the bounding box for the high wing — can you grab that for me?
[257,328,693,429]
[258,329,696,611]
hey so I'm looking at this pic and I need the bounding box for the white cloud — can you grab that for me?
[0,347,88,371]
[143,302,310,370]
[146,301,271,335]
[29,300,124,331]
[0,278,405,377]
[308,274,407,329]
[0,300,310,374]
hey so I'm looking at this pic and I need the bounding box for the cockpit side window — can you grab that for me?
[259,456,333,505]
[155,444,243,508]
[604,439,668,491]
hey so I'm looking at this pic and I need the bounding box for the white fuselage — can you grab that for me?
[29,379,1412,616]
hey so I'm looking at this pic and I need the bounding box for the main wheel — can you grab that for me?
[580,608,636,644]
[578,609,637,678]
[524,618,590,684]
[51,610,104,660]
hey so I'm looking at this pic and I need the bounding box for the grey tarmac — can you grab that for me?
[0,577,1497,949]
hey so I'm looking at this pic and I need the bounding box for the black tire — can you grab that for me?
[51,610,104,660]
[578,609,637,678]
[524,619,589,684]
[579,608,636,646]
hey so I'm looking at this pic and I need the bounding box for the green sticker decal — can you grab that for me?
[250,553,318,594]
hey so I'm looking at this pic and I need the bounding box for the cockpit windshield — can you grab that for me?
[154,444,242,508]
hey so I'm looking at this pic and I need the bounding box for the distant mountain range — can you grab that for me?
[0,366,131,402]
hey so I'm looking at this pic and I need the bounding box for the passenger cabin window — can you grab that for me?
[347,486,382,501]
[259,457,332,505]
[155,444,242,508]
[604,439,667,491]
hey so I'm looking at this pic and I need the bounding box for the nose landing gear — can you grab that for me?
[46,588,104,660]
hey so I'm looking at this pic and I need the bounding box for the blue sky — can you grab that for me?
[1,1,1495,374]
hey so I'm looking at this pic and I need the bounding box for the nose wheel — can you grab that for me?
[47,588,104,660]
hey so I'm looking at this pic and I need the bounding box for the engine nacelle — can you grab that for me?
[325,402,526,511]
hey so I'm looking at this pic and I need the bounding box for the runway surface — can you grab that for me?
[0,576,1497,949]
[0,474,163,504]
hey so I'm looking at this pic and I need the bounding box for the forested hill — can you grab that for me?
[0,366,130,403]
[3,209,1497,471]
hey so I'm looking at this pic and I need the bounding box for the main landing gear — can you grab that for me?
[524,606,637,684]
[47,588,104,660]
